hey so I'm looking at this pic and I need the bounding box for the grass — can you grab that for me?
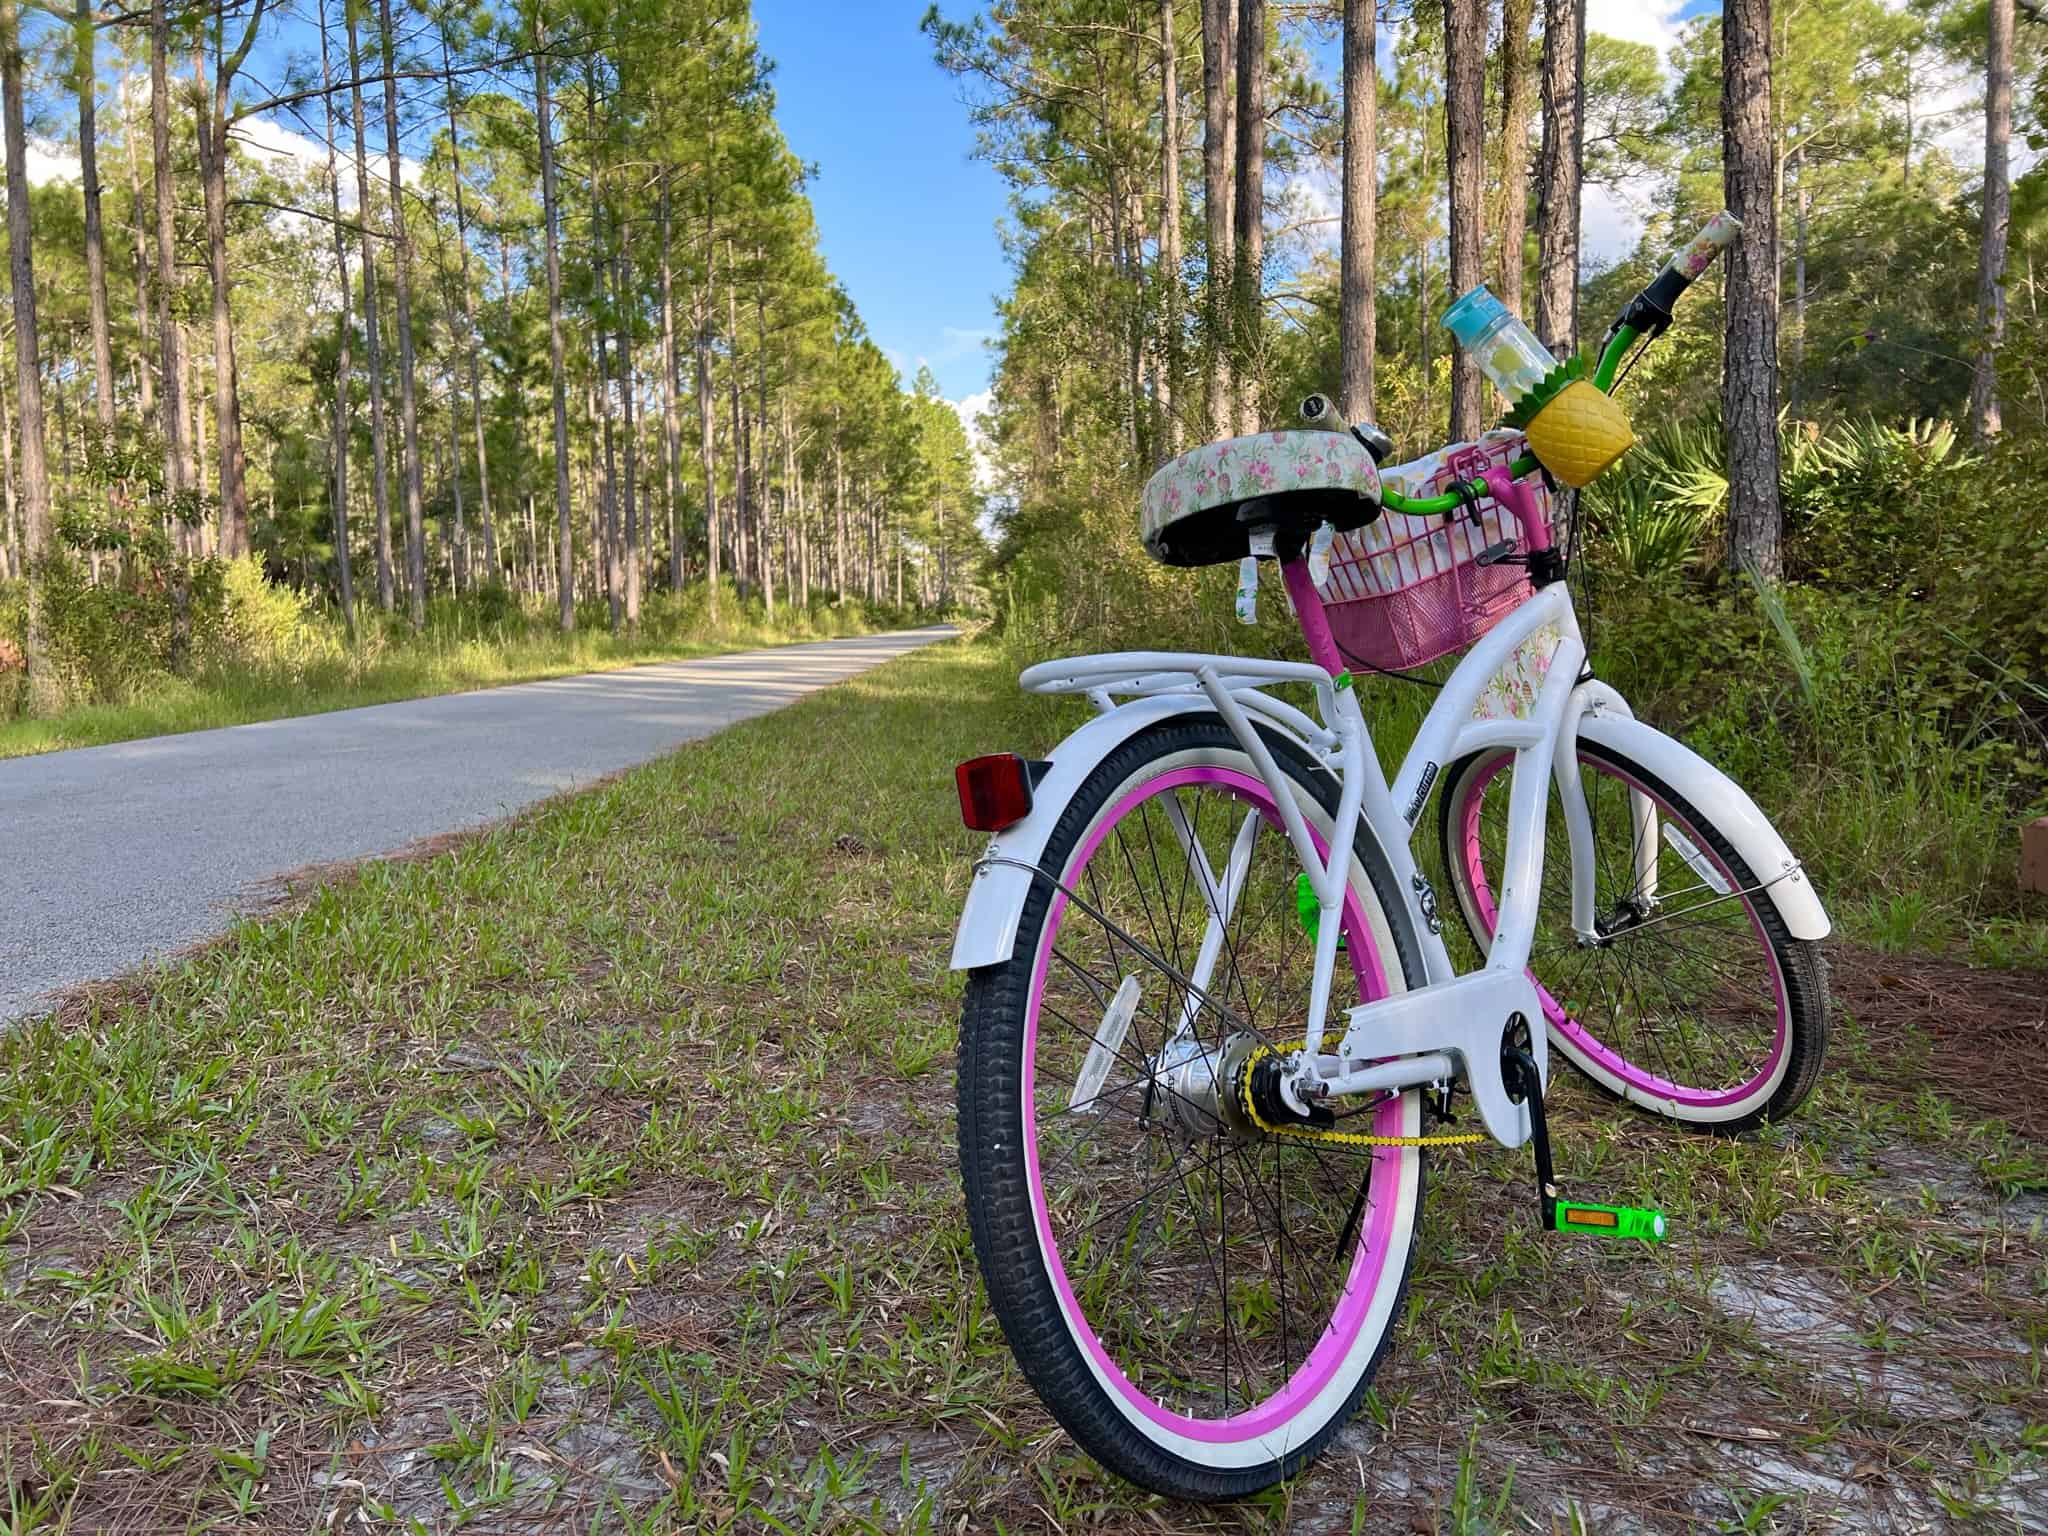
[0,635,2043,1532]
[0,588,914,760]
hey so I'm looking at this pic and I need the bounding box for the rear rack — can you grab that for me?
[1018,651,1345,758]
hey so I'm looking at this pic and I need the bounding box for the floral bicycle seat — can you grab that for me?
[1140,429,1383,568]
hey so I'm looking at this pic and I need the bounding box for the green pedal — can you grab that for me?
[1551,1201,1667,1242]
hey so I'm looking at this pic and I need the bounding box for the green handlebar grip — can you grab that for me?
[1376,454,1545,518]
[1553,1201,1667,1242]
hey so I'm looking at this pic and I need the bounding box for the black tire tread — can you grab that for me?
[958,715,1426,1500]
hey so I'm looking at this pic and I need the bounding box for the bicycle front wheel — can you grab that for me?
[1437,739,1827,1134]
[957,715,1427,1499]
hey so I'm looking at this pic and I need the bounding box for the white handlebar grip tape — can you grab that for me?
[1308,522,1336,590]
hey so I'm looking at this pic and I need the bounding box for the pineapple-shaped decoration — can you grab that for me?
[1445,286,1637,489]
[1520,377,1635,488]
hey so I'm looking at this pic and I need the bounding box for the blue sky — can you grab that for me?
[754,1,1011,406]
[751,0,1722,407]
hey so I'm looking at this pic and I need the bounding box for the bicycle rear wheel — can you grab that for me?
[957,715,1427,1499]
[1437,740,1827,1133]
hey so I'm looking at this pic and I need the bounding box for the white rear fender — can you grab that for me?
[950,695,1312,970]
[1573,710,1831,941]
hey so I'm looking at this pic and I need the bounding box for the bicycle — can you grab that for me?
[946,213,1831,1499]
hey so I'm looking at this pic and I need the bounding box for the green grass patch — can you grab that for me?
[0,635,2041,1531]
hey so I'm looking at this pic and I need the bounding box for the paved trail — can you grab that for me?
[1,627,954,1019]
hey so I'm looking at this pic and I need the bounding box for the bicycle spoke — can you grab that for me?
[1021,764,1412,1429]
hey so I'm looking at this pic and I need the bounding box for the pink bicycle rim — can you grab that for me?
[1454,752,1788,1110]
[1021,763,1408,1443]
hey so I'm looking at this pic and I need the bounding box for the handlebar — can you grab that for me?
[1300,212,1739,518]
[1593,210,1741,390]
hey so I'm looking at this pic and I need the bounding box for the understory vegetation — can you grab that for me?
[0,559,917,757]
[944,0,2048,968]
[0,639,2041,1531]
[993,411,2048,964]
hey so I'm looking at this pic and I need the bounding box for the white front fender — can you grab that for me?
[950,695,1309,970]
[1573,710,1832,941]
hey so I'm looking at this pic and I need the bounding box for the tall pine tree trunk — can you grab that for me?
[149,0,190,516]
[195,0,260,561]
[753,274,772,616]
[659,175,682,592]
[1339,0,1375,424]
[318,0,355,638]
[1969,0,2012,443]
[3,0,58,711]
[75,0,115,433]
[1157,0,1181,453]
[347,5,394,611]
[832,417,846,599]
[442,340,467,592]
[597,331,621,632]
[122,98,153,420]
[1444,0,1485,441]
[1231,0,1264,434]
[696,295,719,594]
[1497,0,1534,315]
[534,20,575,630]
[1534,0,1584,353]
[1790,149,1807,420]
[726,249,749,599]
[443,33,493,587]
[379,0,427,625]
[617,244,640,626]
[1722,0,1782,580]
[1201,0,1235,438]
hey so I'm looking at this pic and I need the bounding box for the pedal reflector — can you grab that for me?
[1554,1202,1666,1242]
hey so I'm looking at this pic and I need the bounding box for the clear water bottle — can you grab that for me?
[1441,286,1559,407]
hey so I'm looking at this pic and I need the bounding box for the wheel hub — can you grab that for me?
[1144,1032,1263,1141]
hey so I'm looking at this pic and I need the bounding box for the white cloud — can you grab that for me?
[231,113,423,201]
[24,140,80,187]
[1581,174,1658,267]
[1274,168,1341,258]
[935,326,993,364]
[1586,0,1687,64]
[950,388,998,495]
[26,105,421,208]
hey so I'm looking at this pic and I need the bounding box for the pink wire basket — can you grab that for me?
[1318,434,1552,672]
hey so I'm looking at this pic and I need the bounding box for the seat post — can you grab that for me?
[1280,558,1346,677]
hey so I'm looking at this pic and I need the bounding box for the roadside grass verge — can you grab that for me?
[0,585,915,760]
[1,636,2043,1532]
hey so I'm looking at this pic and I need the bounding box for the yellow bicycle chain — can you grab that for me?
[1236,1040,1487,1148]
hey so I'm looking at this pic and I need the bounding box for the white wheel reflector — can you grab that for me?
[1663,822,1732,896]
[1072,975,1141,1112]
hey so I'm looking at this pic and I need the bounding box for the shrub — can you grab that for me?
[1779,417,1976,592]
[211,557,345,678]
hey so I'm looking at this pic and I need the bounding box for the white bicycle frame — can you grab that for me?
[956,577,1831,1150]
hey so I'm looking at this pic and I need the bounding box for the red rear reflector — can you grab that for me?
[957,754,1035,832]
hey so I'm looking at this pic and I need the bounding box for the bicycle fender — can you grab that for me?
[950,694,1312,971]
[1573,712,1832,941]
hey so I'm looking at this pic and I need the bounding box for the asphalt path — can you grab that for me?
[0,626,955,1020]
